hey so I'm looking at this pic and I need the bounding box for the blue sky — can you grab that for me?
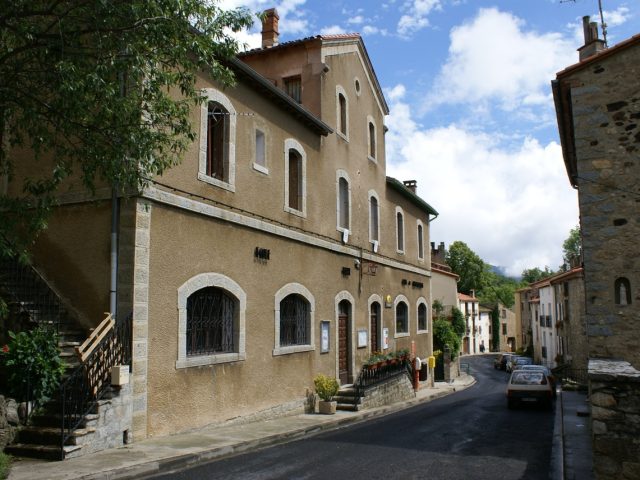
[222,0,638,276]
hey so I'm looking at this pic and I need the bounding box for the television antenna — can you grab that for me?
[560,0,608,47]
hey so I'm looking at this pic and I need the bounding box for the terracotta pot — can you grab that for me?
[318,400,337,414]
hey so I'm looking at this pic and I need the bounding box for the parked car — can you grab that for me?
[494,353,514,370]
[506,370,554,410]
[516,365,557,397]
[506,355,533,372]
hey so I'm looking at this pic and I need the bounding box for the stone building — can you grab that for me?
[2,9,438,444]
[430,242,460,317]
[553,17,640,479]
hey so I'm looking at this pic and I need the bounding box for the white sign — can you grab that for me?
[383,328,389,349]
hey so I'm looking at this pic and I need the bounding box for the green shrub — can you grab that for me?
[0,451,11,480]
[433,319,461,360]
[1,327,65,405]
[313,374,339,401]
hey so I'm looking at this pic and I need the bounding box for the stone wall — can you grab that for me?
[359,374,415,409]
[0,395,19,449]
[565,42,640,369]
[589,359,640,480]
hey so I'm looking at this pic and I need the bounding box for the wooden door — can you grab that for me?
[339,312,349,384]
[370,303,379,352]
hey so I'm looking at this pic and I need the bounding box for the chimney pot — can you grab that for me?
[578,15,606,61]
[403,180,417,193]
[261,8,279,49]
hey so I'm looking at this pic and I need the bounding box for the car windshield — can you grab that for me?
[511,372,547,385]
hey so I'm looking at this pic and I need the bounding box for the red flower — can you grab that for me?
[1,345,8,353]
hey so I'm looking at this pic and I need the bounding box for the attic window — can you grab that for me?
[284,76,301,103]
[354,78,361,96]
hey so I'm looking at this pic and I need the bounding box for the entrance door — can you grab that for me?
[338,301,351,384]
[370,302,380,352]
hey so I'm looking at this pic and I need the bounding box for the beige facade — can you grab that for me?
[12,19,438,440]
[497,304,517,353]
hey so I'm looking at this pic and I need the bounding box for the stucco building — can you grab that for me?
[3,9,438,442]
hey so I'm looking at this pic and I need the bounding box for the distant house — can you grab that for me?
[477,305,492,353]
[496,304,517,353]
[430,242,460,317]
[553,17,640,478]
[458,293,479,354]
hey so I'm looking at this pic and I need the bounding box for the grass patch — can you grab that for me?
[0,451,11,480]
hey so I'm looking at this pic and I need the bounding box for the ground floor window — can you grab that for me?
[187,287,235,356]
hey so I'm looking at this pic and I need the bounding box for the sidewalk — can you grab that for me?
[559,389,593,480]
[8,375,475,480]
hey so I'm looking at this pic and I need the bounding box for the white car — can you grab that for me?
[506,370,554,410]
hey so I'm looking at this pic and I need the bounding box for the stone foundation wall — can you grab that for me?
[360,374,415,409]
[0,395,19,449]
[589,359,640,480]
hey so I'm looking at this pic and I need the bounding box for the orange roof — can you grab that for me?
[458,293,477,302]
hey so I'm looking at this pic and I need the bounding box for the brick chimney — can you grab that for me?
[261,8,279,48]
[578,16,605,61]
[403,180,417,193]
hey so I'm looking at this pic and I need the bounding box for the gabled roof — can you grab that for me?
[458,293,478,302]
[227,57,332,136]
[386,176,439,219]
[240,34,389,115]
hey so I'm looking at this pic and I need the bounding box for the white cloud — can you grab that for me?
[348,15,365,25]
[385,85,578,276]
[363,25,390,36]
[320,25,348,35]
[397,0,442,37]
[425,8,576,113]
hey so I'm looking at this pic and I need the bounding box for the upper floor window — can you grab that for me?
[198,89,236,192]
[615,277,631,305]
[367,116,377,161]
[368,190,380,247]
[395,299,409,336]
[417,221,424,260]
[337,171,351,233]
[395,207,405,253]
[253,129,267,174]
[284,75,302,103]
[284,139,307,217]
[336,85,349,140]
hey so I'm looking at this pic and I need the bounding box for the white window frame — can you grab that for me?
[198,88,236,192]
[336,85,349,142]
[176,273,246,368]
[273,283,315,356]
[416,297,429,334]
[395,206,405,254]
[283,138,307,217]
[368,190,380,248]
[417,220,425,262]
[367,115,377,163]
[336,170,351,234]
[253,128,268,175]
[394,295,410,338]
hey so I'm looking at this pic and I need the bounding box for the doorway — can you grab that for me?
[338,300,352,384]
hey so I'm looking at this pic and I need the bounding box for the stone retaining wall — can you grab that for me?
[0,395,19,449]
[589,359,640,480]
[360,374,415,409]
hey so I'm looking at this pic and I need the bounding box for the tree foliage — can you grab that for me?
[0,1,254,258]
[451,307,466,338]
[433,318,461,360]
[562,225,581,268]
[445,241,490,295]
[521,266,555,284]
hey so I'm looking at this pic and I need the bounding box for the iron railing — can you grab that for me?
[0,256,67,334]
[59,312,132,459]
[354,358,413,401]
[552,365,589,389]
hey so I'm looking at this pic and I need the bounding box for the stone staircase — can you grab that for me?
[335,385,361,412]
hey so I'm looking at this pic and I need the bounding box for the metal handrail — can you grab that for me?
[354,358,413,402]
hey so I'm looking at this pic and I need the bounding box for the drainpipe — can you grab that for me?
[110,185,119,319]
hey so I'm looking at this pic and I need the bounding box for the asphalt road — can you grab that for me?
[153,355,555,480]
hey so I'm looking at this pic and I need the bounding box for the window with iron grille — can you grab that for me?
[280,294,310,346]
[186,287,235,356]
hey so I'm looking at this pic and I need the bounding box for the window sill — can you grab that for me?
[394,332,410,339]
[284,206,306,218]
[273,345,315,356]
[253,163,269,175]
[367,155,377,164]
[337,132,349,143]
[417,329,429,335]
[176,352,245,369]
[198,172,235,192]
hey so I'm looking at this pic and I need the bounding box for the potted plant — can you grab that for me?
[313,374,339,414]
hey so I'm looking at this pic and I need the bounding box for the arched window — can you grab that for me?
[417,221,424,260]
[615,277,632,305]
[187,287,235,356]
[198,88,236,192]
[396,207,405,253]
[339,93,347,135]
[396,301,408,335]
[417,301,428,332]
[369,192,379,244]
[337,171,351,232]
[280,294,310,346]
[368,121,376,160]
[336,86,349,140]
[284,139,307,216]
